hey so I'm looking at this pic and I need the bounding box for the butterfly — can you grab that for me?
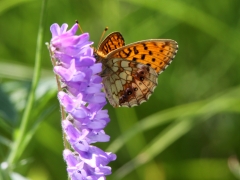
[94,32,178,108]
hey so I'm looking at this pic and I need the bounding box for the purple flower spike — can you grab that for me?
[49,23,116,180]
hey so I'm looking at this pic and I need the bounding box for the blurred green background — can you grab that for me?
[0,0,240,179]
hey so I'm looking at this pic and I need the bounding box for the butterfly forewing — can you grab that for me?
[97,32,125,55]
[107,40,178,74]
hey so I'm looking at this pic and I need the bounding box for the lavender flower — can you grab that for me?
[49,23,116,180]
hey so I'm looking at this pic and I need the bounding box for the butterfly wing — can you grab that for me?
[97,32,125,55]
[106,39,178,74]
[102,59,158,107]
[101,39,178,107]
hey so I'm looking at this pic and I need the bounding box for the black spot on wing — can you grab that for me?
[133,46,139,54]
[141,54,145,60]
[143,43,148,50]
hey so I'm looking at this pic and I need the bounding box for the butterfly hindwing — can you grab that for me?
[102,59,158,107]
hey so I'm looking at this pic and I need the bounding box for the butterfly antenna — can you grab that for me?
[97,27,108,47]
[75,20,84,33]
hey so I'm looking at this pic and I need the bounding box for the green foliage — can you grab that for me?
[0,0,240,179]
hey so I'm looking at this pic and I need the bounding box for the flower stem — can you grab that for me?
[47,45,69,149]
[7,0,47,166]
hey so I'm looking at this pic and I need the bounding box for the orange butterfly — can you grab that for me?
[94,32,178,107]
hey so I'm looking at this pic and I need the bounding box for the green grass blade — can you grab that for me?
[7,0,48,166]
[113,87,240,178]
[107,86,240,154]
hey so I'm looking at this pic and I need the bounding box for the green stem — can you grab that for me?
[47,45,69,149]
[7,0,47,166]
